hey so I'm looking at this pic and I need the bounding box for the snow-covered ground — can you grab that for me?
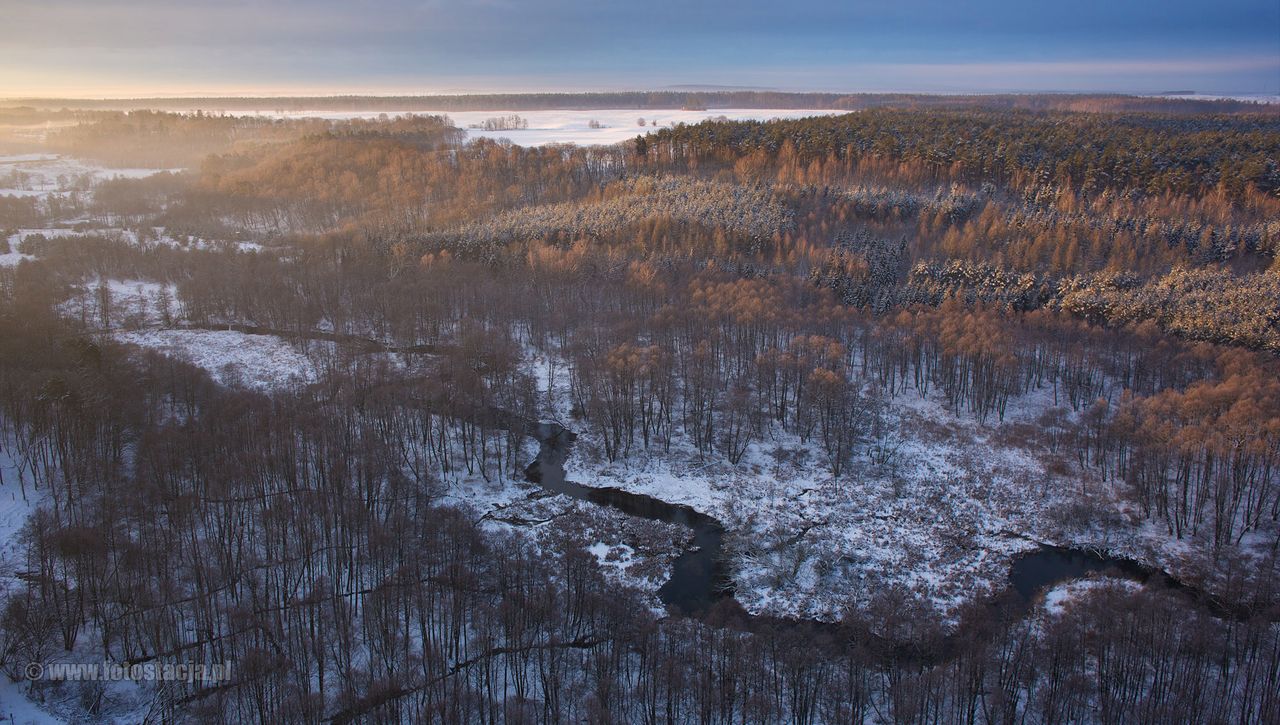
[0,441,203,722]
[0,448,44,588]
[525,346,1268,625]
[8,227,262,256]
[114,329,321,391]
[0,155,177,199]
[0,448,64,724]
[58,278,177,329]
[452,108,844,146]
[52,278,367,395]
[1038,577,1144,618]
[38,287,1266,628]
[0,678,65,725]
[43,283,1261,631]
[251,108,844,146]
[477,488,691,612]
[0,250,35,268]
[7,228,93,242]
[1147,93,1280,104]
[562,384,1057,622]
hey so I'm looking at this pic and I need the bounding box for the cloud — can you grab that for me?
[0,0,1276,96]
[895,56,1280,76]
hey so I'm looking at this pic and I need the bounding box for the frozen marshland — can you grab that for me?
[239,107,846,146]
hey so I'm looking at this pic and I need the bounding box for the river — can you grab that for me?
[522,420,1261,630]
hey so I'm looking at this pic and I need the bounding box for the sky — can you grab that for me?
[0,0,1277,97]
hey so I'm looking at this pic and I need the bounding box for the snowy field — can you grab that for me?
[254,108,844,146]
[0,154,178,197]
[113,329,320,391]
[1148,93,1280,104]
[53,277,323,391]
[0,249,35,267]
[450,108,843,146]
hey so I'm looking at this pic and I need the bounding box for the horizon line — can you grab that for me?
[4,89,1279,103]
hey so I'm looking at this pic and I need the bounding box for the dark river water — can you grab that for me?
[1010,546,1157,600]
[524,423,733,614]
[524,422,1245,623]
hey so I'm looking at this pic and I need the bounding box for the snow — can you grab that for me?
[526,343,1260,625]
[0,155,179,199]
[0,449,63,725]
[453,108,844,146]
[0,251,34,268]
[0,444,183,724]
[0,679,64,725]
[106,228,262,254]
[251,108,844,147]
[8,227,262,257]
[9,229,93,242]
[0,155,53,165]
[1147,93,1280,104]
[419,398,688,609]
[48,324,1244,626]
[58,278,177,328]
[1039,577,1143,617]
[0,189,45,200]
[52,278,378,395]
[558,379,1059,622]
[113,329,320,391]
[479,490,690,611]
[0,447,44,584]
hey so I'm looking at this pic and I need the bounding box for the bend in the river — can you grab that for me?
[522,421,1267,636]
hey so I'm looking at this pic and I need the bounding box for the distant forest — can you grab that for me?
[5,91,1277,114]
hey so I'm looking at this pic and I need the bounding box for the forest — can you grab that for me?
[0,95,1278,722]
[8,91,1275,114]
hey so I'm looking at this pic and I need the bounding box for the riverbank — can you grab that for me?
[525,347,1279,625]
